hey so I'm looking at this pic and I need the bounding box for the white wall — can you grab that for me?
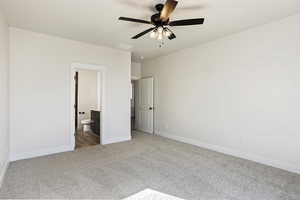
[142,14,300,174]
[0,10,9,185]
[131,62,141,80]
[10,28,131,161]
[78,70,98,128]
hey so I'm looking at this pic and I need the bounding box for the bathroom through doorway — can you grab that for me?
[71,63,105,150]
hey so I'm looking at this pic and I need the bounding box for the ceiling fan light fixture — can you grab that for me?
[164,29,172,37]
[150,30,157,38]
[157,26,164,34]
[157,33,163,40]
[119,0,205,42]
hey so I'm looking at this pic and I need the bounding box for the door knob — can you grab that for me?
[149,107,153,110]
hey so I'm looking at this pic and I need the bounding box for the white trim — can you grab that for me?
[97,72,102,111]
[102,136,132,145]
[0,160,9,188]
[10,145,73,162]
[70,63,107,148]
[156,131,300,175]
[131,76,140,80]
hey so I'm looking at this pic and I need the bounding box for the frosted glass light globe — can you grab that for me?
[157,26,163,34]
[164,30,172,37]
[150,31,157,38]
[157,33,163,40]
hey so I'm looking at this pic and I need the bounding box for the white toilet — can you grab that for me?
[81,119,92,132]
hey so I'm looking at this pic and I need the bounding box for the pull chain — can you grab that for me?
[158,40,165,48]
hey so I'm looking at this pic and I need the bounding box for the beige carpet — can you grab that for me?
[0,132,300,199]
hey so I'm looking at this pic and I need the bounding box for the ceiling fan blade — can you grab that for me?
[119,17,151,24]
[169,18,205,26]
[168,33,176,40]
[160,0,178,22]
[132,27,156,39]
[164,27,176,40]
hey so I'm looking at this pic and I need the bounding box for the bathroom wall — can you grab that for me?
[78,70,98,129]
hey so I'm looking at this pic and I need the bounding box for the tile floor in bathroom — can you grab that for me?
[75,130,100,149]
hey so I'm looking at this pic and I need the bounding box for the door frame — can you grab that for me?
[70,63,106,149]
[135,76,154,134]
[74,71,79,131]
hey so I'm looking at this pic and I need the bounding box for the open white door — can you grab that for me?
[135,77,154,134]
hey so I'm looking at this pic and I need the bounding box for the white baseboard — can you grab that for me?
[10,135,132,161]
[0,160,9,188]
[102,136,132,145]
[10,145,74,162]
[156,131,300,175]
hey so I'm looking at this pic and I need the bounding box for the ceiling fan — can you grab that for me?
[118,0,205,41]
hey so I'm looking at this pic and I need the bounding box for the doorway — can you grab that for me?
[133,77,154,134]
[75,69,101,149]
[71,63,106,150]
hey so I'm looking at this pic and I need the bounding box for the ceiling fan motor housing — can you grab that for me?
[151,4,170,27]
[151,13,169,26]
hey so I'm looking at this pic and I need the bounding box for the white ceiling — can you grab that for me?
[0,0,300,62]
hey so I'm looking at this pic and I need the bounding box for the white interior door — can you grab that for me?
[135,77,154,134]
